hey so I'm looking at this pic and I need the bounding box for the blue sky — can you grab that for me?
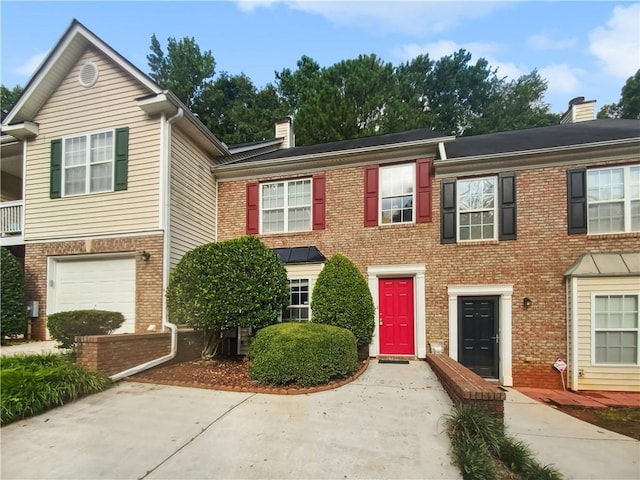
[1,1,639,115]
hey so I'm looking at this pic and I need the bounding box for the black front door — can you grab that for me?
[458,297,499,378]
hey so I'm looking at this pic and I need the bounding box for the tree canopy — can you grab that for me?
[1,85,24,113]
[598,69,640,120]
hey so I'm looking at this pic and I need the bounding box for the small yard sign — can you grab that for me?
[554,358,567,373]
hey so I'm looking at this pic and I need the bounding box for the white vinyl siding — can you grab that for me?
[575,276,640,391]
[24,48,161,241]
[169,129,217,268]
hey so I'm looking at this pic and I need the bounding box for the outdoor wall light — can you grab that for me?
[523,297,533,308]
[140,250,151,261]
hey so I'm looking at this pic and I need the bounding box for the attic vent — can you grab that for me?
[78,62,98,87]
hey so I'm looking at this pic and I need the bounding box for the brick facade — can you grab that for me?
[217,157,640,389]
[24,234,164,340]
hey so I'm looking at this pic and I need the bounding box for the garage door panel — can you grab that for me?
[52,257,135,335]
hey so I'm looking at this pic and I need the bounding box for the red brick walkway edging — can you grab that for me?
[125,357,370,395]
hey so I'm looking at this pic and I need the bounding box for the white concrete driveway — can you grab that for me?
[0,361,460,480]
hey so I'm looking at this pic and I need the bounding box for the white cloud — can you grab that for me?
[538,64,582,95]
[235,0,504,36]
[526,34,577,50]
[589,4,640,79]
[12,51,48,76]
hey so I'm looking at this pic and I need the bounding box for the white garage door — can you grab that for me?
[51,256,136,335]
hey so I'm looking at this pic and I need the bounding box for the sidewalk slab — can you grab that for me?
[505,388,640,480]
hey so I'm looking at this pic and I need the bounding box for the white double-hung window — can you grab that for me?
[593,294,639,365]
[282,278,311,322]
[63,130,114,196]
[260,179,311,233]
[457,177,497,241]
[380,164,415,224]
[587,165,640,233]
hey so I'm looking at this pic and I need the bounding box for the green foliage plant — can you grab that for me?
[0,353,111,425]
[446,404,563,480]
[0,248,27,343]
[166,236,289,358]
[47,310,125,349]
[311,253,374,348]
[248,322,357,387]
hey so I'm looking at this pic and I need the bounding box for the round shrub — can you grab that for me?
[0,247,27,343]
[249,322,358,387]
[311,253,374,348]
[47,310,125,349]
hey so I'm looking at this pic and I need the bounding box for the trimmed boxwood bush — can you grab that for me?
[249,322,358,387]
[47,310,125,349]
[311,253,375,348]
[1,247,27,343]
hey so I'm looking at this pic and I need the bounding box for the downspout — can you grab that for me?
[570,276,579,391]
[110,108,184,381]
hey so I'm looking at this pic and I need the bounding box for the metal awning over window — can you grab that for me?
[273,246,326,264]
[564,252,640,277]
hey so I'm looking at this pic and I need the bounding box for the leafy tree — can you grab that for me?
[311,253,374,349]
[1,85,23,112]
[619,69,640,119]
[0,248,27,343]
[166,236,289,358]
[147,34,215,109]
[598,69,640,120]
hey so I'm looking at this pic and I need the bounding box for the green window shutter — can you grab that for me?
[440,179,456,244]
[114,127,129,191]
[498,172,517,240]
[50,139,62,199]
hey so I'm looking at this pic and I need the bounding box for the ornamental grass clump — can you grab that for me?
[0,353,111,425]
[446,404,563,480]
[249,322,358,387]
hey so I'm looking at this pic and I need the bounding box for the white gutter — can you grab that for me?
[438,141,447,160]
[110,108,184,381]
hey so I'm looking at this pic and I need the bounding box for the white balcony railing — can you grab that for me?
[0,200,23,237]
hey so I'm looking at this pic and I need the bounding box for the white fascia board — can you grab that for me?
[1,122,39,139]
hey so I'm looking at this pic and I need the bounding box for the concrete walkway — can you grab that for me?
[0,360,460,480]
[0,340,60,356]
[504,388,640,480]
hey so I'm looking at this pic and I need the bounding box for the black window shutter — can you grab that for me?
[498,172,517,240]
[567,168,587,234]
[114,127,129,191]
[50,139,62,199]
[440,179,456,244]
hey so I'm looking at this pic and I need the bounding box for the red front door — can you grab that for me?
[379,278,415,355]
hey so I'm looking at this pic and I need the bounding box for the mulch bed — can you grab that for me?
[127,357,369,395]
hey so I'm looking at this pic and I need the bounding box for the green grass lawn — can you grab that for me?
[0,353,112,425]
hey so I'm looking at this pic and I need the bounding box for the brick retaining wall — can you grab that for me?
[426,353,506,423]
[77,330,201,376]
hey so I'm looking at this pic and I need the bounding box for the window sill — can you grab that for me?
[259,230,314,238]
[455,239,500,246]
[376,222,417,230]
[587,232,640,240]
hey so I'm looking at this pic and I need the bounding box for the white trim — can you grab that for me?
[367,264,426,358]
[258,178,312,234]
[590,292,640,366]
[447,284,513,386]
[379,163,416,226]
[456,176,498,242]
[570,277,579,391]
[25,230,164,244]
[159,113,167,231]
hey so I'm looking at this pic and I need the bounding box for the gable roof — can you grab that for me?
[4,19,162,125]
[444,119,640,159]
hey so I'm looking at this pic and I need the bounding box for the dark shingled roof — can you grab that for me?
[273,246,326,264]
[444,119,640,159]
[228,128,446,165]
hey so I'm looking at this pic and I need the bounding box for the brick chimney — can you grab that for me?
[560,96,596,124]
[275,116,295,149]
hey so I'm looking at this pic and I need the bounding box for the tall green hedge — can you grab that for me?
[0,248,27,342]
[249,322,357,386]
[311,253,374,348]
